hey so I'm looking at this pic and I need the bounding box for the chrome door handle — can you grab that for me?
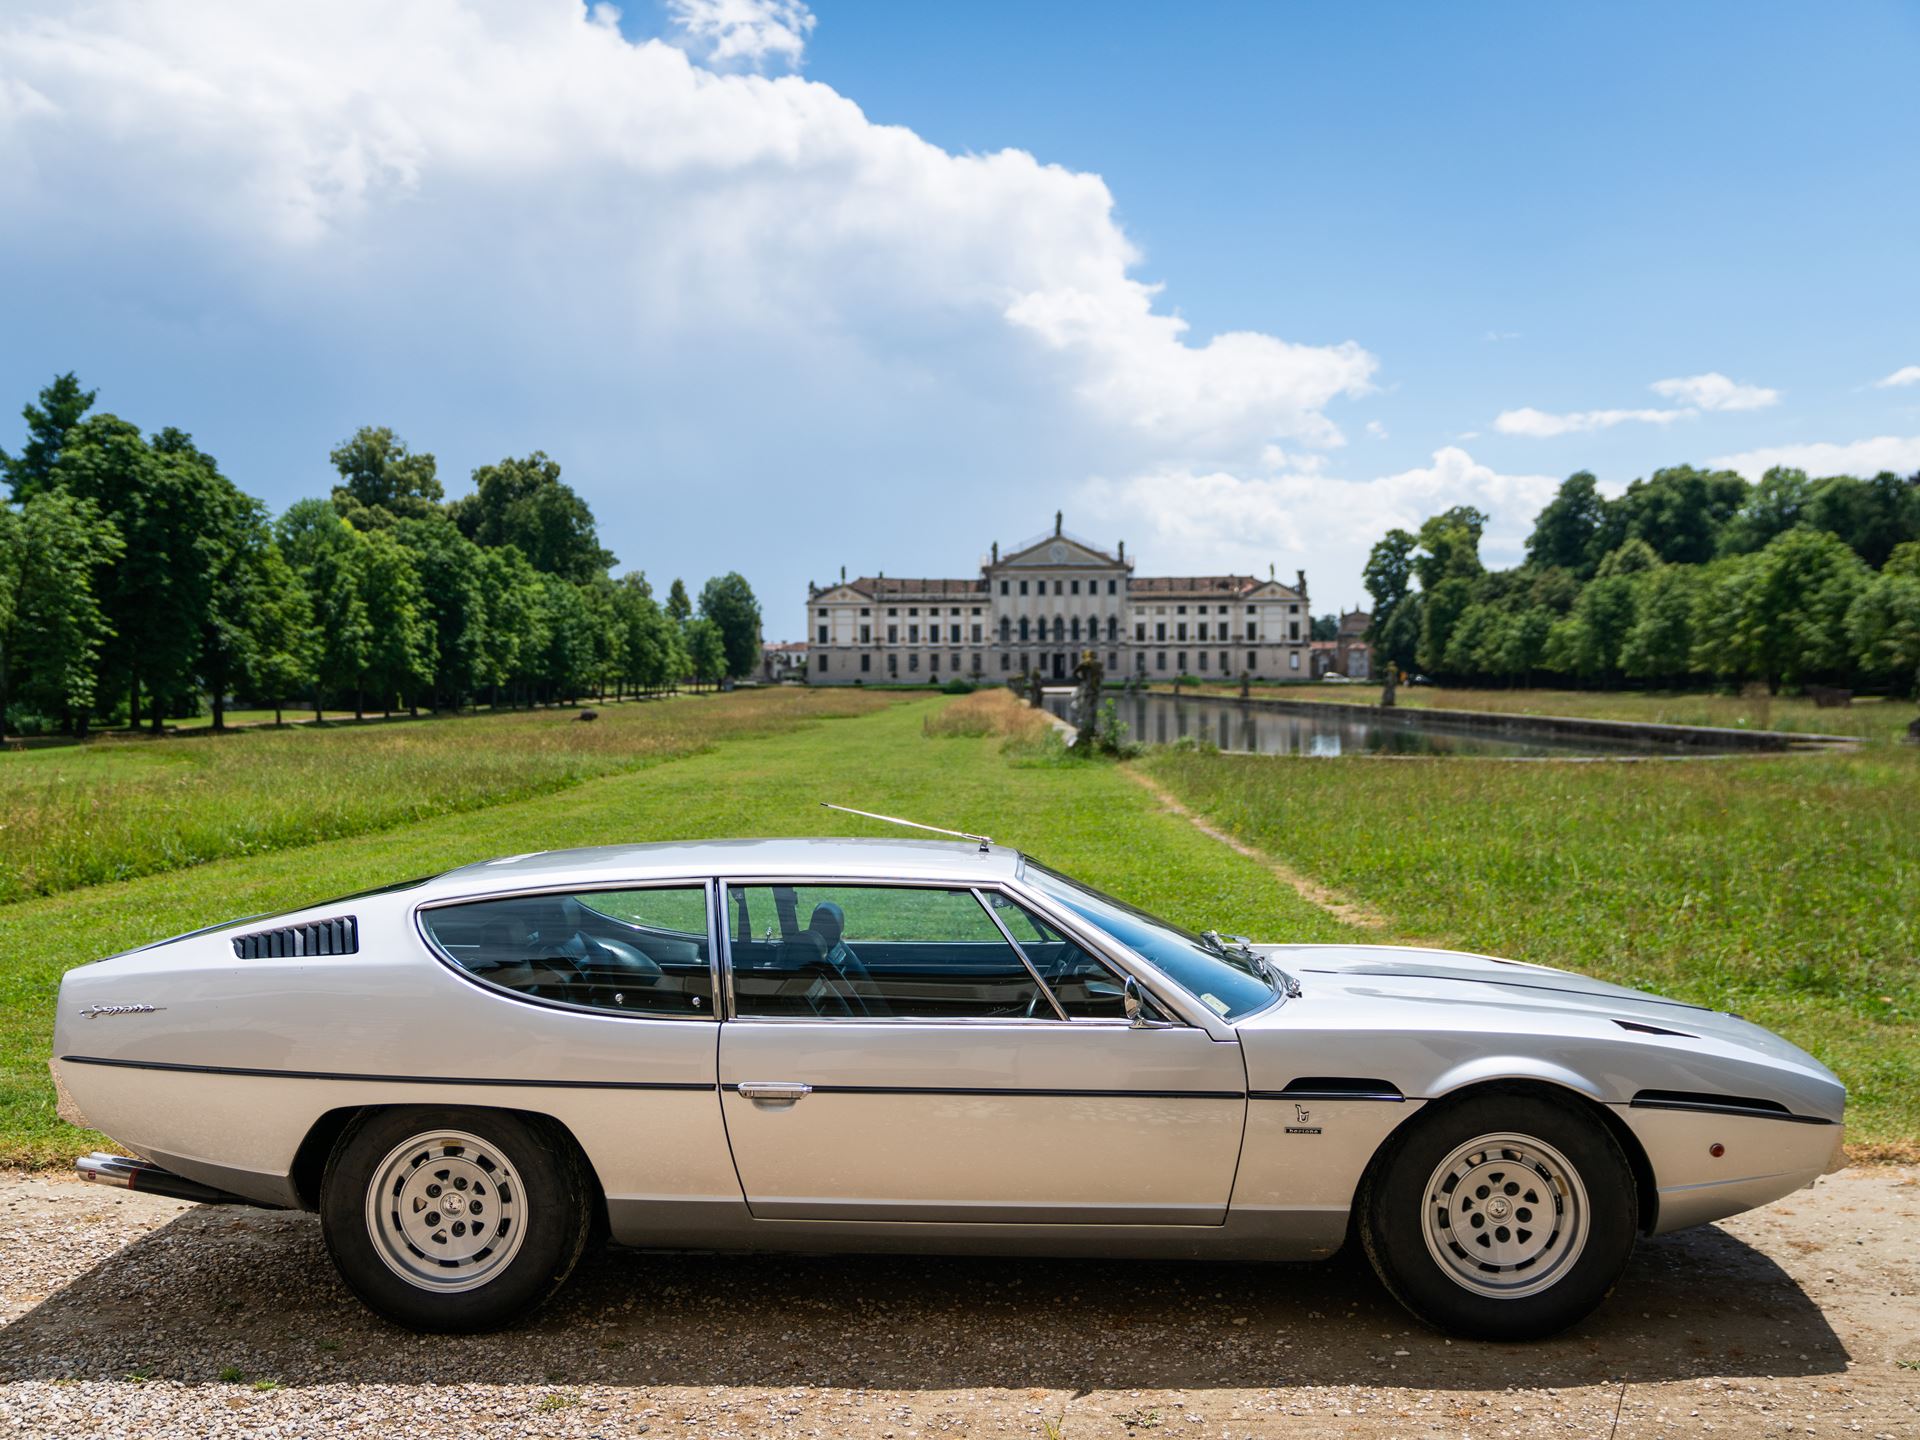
[736,1081,812,1103]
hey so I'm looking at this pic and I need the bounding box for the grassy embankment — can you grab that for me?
[1141,736,1919,1156]
[1152,683,1915,742]
[0,692,1347,1164]
[0,690,895,905]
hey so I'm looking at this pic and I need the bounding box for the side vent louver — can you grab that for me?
[232,916,358,960]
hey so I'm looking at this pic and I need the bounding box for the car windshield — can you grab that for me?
[1023,860,1280,1022]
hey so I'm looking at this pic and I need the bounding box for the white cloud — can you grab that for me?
[666,0,815,70]
[1709,435,1920,481]
[1365,419,1388,439]
[1650,372,1779,411]
[1483,330,1520,343]
[1077,447,1558,595]
[1873,365,1920,389]
[0,0,1374,476]
[1494,406,1694,438]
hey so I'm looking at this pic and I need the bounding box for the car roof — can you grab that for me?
[426,836,1023,895]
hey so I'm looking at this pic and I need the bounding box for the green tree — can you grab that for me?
[1412,506,1487,590]
[0,505,21,736]
[277,499,372,720]
[2,373,97,502]
[1846,541,1920,696]
[532,574,599,703]
[685,617,727,689]
[329,426,444,529]
[1803,471,1920,568]
[1720,467,1812,555]
[698,571,762,679]
[1416,576,1474,677]
[395,515,488,710]
[1608,466,1749,565]
[1310,613,1339,641]
[1717,527,1871,691]
[613,572,675,696]
[195,492,280,731]
[9,490,123,733]
[665,576,693,624]
[356,528,435,717]
[243,544,319,726]
[52,419,231,730]
[1524,472,1607,576]
[1620,565,1700,683]
[451,453,614,582]
[475,545,546,708]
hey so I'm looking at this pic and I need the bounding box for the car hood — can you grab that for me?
[1248,943,1829,1074]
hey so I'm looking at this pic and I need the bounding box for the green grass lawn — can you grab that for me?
[0,689,894,904]
[0,697,1349,1164]
[1153,683,1917,742]
[1141,741,1920,1154]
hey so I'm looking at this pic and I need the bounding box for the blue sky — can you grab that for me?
[2,1,1916,632]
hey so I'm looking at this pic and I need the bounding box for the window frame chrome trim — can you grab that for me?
[713,873,1205,1032]
[971,885,1069,1021]
[412,878,724,1024]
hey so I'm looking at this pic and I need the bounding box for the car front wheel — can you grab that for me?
[321,1107,592,1332]
[1359,1092,1638,1340]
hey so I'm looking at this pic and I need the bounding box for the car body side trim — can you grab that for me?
[1628,1089,1835,1125]
[1250,1082,1405,1102]
[60,1055,714,1092]
[730,1081,1245,1101]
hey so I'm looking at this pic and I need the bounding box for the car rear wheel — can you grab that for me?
[321,1107,592,1332]
[1359,1092,1637,1340]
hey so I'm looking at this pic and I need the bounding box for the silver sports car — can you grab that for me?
[52,834,1845,1339]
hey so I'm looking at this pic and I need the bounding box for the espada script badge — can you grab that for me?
[78,1003,165,1019]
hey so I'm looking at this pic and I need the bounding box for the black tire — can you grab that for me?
[321,1107,592,1333]
[1359,1092,1637,1340]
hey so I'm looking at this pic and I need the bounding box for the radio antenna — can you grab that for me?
[822,802,993,853]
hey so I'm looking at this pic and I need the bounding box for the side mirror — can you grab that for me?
[1123,975,1150,1029]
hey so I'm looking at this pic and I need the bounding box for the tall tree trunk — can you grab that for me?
[313,684,323,724]
[355,685,365,722]
[150,697,164,735]
[275,700,284,727]
[128,673,139,731]
[212,690,226,732]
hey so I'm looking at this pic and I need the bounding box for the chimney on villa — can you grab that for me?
[992,540,999,563]
[1118,539,1126,563]
[1054,510,1063,537]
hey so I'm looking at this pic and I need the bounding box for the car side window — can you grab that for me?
[726,884,1047,1021]
[985,892,1129,1019]
[421,886,713,1019]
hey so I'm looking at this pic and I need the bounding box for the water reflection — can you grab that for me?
[1046,692,1713,759]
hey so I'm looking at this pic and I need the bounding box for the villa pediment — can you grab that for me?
[996,536,1120,569]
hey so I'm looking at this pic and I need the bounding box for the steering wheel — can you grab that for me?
[800,958,861,1018]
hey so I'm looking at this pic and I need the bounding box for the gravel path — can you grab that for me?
[1,1166,1914,1437]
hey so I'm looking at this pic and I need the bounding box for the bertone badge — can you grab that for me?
[79,1003,164,1018]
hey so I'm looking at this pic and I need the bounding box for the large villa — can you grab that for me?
[800,514,1314,684]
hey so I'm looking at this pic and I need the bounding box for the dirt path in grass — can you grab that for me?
[0,1166,1914,1437]
[1122,766,1391,931]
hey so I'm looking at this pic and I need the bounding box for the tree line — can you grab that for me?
[1363,464,1920,695]
[0,375,763,736]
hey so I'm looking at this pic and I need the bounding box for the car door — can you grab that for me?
[717,880,1246,1225]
